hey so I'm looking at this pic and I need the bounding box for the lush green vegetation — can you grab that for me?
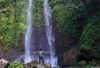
[0,0,100,67]
[8,61,23,68]
[33,0,43,25]
[0,0,25,57]
[50,0,100,66]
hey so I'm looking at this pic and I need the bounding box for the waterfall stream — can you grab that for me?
[24,0,33,64]
[44,0,58,67]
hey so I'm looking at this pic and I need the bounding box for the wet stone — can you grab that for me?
[0,59,10,68]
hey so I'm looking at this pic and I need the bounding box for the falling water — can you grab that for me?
[44,0,58,67]
[24,0,33,64]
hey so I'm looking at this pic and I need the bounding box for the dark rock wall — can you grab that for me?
[30,25,50,53]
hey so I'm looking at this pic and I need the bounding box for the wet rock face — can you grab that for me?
[4,49,24,62]
[30,12,50,53]
[30,25,50,59]
[31,25,49,52]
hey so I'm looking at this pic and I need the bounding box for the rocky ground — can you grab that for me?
[24,61,60,68]
[0,59,60,68]
[0,59,100,68]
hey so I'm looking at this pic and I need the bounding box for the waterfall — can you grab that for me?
[24,0,33,64]
[24,0,57,66]
[44,0,58,67]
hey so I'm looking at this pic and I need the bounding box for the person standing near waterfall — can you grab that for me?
[33,48,49,64]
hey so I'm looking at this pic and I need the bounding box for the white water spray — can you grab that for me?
[24,0,33,64]
[44,0,58,67]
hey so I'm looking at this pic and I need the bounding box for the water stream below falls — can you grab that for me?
[24,0,58,67]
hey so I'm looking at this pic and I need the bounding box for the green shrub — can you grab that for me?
[78,61,87,66]
[8,61,23,68]
[89,60,100,66]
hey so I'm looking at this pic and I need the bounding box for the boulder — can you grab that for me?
[52,66,60,68]
[0,59,10,68]
[37,64,44,68]
[24,61,39,68]
[24,61,52,68]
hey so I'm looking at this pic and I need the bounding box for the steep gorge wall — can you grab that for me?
[55,24,78,67]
